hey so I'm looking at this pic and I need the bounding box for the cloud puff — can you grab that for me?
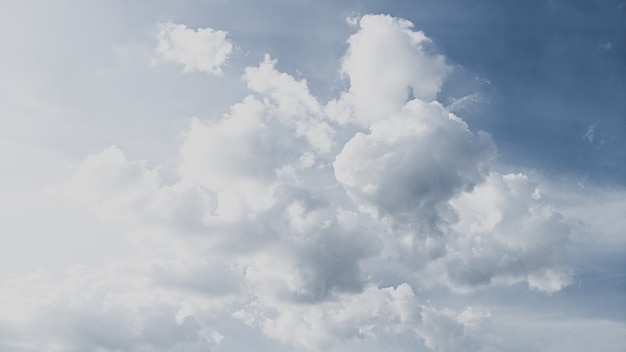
[244,55,335,154]
[236,283,489,352]
[154,22,233,75]
[445,173,573,292]
[327,14,450,126]
[334,100,496,268]
[251,283,422,350]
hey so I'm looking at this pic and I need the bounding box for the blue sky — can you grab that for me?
[0,1,624,351]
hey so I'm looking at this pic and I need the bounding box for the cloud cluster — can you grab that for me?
[1,14,586,352]
[334,99,496,269]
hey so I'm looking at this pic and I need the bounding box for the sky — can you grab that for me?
[0,0,624,351]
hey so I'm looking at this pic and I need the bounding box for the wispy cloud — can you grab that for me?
[583,124,596,143]
[447,93,483,113]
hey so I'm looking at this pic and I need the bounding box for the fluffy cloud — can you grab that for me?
[2,13,612,352]
[445,173,573,292]
[327,14,450,126]
[250,283,422,350]
[154,22,233,75]
[334,100,496,269]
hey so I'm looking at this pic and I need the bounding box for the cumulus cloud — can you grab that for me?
[2,13,604,352]
[327,14,450,126]
[49,145,161,222]
[244,55,335,154]
[334,99,496,268]
[153,22,233,75]
[445,173,573,292]
[249,283,422,350]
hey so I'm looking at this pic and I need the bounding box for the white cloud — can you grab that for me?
[327,14,450,126]
[244,55,334,154]
[1,11,622,352]
[255,283,422,350]
[334,99,496,269]
[445,172,573,292]
[236,283,489,352]
[153,22,233,75]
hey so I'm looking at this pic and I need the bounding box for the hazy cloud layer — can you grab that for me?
[0,12,623,352]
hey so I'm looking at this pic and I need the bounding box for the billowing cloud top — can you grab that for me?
[329,15,450,126]
[1,13,623,352]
